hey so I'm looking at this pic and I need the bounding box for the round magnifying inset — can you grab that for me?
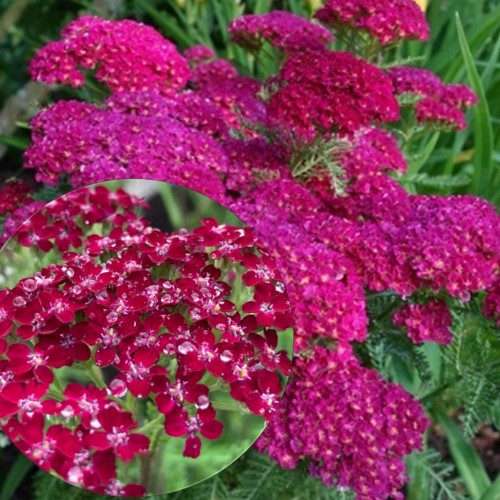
[0,180,293,497]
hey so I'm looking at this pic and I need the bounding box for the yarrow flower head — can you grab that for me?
[29,16,190,95]
[183,45,216,65]
[228,11,334,54]
[389,66,478,130]
[256,344,430,499]
[0,185,292,496]
[265,49,400,140]
[189,59,266,134]
[24,99,228,202]
[393,299,453,344]
[315,0,429,46]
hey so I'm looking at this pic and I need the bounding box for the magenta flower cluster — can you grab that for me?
[24,96,228,202]
[228,11,334,53]
[393,300,453,344]
[29,15,190,94]
[315,0,429,46]
[267,49,400,140]
[389,67,478,129]
[0,186,292,496]
[256,344,429,500]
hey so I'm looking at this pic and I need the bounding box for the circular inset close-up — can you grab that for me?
[0,180,293,497]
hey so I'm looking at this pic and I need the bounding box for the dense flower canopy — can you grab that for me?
[1,2,497,498]
[256,345,429,499]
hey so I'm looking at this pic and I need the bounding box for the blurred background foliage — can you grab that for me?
[0,0,499,499]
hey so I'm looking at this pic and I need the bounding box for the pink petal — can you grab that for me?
[122,484,146,497]
[183,435,201,458]
[129,379,151,398]
[0,397,18,418]
[129,433,150,454]
[200,419,223,440]
[0,319,12,338]
[164,406,188,437]
[242,301,260,314]
[156,394,175,414]
[88,432,111,450]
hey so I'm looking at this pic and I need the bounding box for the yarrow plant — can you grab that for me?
[2,0,500,498]
[0,184,292,496]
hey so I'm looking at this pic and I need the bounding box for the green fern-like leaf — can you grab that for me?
[406,449,468,500]
[366,291,401,319]
[401,173,471,189]
[158,475,231,500]
[231,450,294,500]
[364,326,433,390]
[230,449,355,500]
[441,302,500,437]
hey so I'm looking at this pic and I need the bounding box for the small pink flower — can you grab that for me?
[88,407,150,462]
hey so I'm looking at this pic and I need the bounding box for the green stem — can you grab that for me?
[46,389,64,401]
[159,184,184,230]
[51,371,64,393]
[148,429,168,493]
[419,375,463,404]
[126,391,136,416]
[212,400,250,413]
[139,453,152,491]
[86,365,106,389]
[138,414,165,435]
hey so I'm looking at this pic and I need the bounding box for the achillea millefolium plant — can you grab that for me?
[0,0,499,498]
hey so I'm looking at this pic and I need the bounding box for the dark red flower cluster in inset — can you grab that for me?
[0,186,292,496]
[0,180,34,216]
[315,0,429,46]
[389,67,478,130]
[228,11,334,54]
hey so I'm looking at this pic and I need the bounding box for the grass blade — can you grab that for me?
[134,0,193,48]
[479,475,500,500]
[253,0,272,14]
[435,409,491,499]
[0,134,30,149]
[0,453,33,500]
[455,13,494,197]
[439,6,500,79]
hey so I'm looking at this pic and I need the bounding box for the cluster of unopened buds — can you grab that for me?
[0,186,292,497]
